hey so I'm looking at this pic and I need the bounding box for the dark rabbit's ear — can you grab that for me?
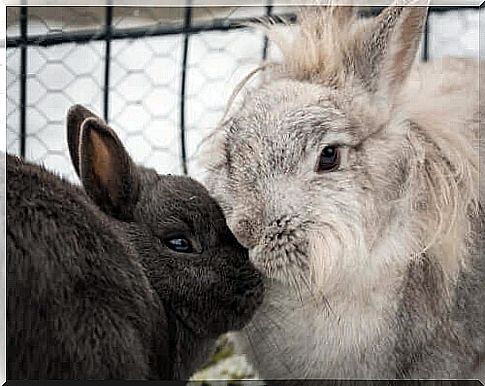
[67,104,98,177]
[78,117,140,221]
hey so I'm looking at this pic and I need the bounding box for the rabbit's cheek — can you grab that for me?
[167,302,211,337]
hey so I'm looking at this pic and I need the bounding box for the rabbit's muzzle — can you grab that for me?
[231,217,262,249]
[233,214,311,283]
[231,212,300,248]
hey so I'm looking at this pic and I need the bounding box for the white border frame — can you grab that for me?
[1,2,482,385]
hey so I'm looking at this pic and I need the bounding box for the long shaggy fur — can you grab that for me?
[201,3,483,380]
[262,6,361,86]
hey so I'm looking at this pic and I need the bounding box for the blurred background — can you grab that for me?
[5,5,482,184]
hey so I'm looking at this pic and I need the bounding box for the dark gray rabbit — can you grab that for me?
[7,105,263,380]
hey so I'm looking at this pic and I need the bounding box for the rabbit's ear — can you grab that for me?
[67,104,99,177]
[78,117,140,221]
[356,3,428,100]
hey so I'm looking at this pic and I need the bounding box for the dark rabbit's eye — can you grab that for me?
[316,145,340,173]
[165,237,193,253]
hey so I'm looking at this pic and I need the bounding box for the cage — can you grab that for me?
[6,5,482,183]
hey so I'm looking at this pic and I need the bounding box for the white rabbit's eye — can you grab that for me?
[165,237,193,253]
[316,145,340,173]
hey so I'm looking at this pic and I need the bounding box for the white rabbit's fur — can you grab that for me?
[201,5,483,379]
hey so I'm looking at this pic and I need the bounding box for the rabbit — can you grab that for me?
[6,104,264,380]
[200,3,484,380]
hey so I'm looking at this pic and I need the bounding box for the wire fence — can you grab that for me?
[6,5,482,182]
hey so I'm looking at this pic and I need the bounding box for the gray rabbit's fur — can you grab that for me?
[201,4,483,380]
[7,105,263,380]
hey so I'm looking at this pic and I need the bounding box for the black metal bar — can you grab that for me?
[103,6,113,122]
[7,13,294,49]
[19,7,28,158]
[360,5,479,17]
[422,15,430,62]
[5,18,269,49]
[6,6,478,50]
[262,1,273,61]
[180,5,192,175]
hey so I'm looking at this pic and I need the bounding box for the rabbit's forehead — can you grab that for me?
[234,80,366,141]
[244,79,330,114]
[226,95,359,161]
[136,177,225,225]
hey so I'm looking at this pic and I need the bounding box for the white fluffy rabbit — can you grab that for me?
[201,4,484,380]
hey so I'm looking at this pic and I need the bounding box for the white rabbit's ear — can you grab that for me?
[356,2,428,101]
[78,117,140,221]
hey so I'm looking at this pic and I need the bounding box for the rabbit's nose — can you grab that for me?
[230,217,261,249]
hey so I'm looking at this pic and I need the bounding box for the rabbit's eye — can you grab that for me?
[316,145,340,172]
[165,237,193,253]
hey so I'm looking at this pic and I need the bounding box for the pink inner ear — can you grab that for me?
[89,130,118,199]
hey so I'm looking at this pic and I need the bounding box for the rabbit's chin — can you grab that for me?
[170,301,262,339]
[168,272,264,338]
[249,246,311,291]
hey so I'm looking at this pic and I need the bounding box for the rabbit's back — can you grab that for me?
[7,154,165,379]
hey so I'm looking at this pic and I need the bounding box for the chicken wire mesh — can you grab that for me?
[6,5,482,185]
